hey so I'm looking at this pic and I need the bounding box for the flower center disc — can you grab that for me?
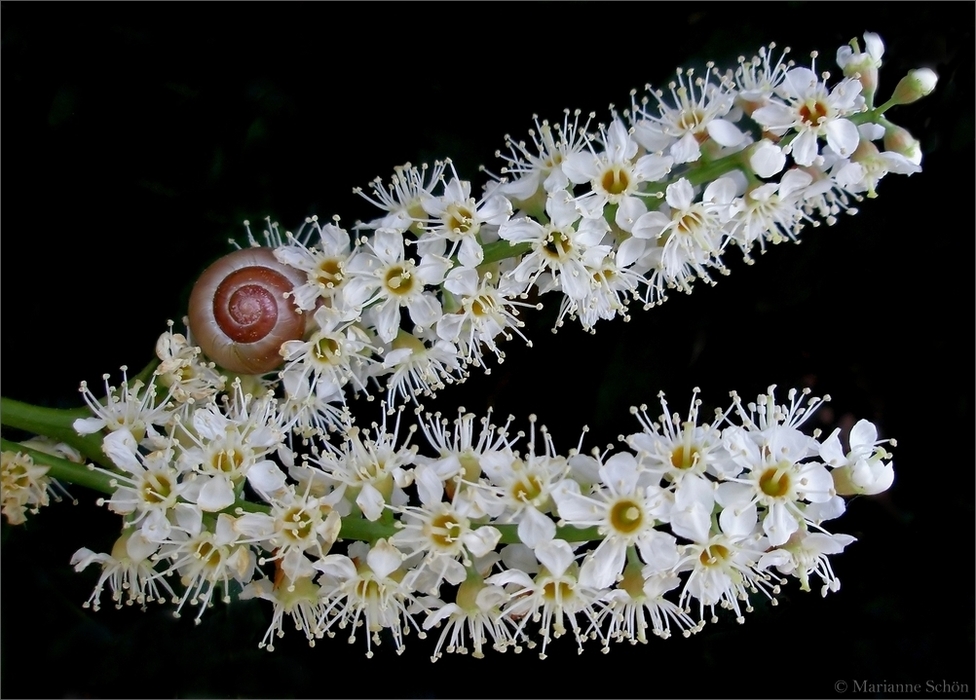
[601,166,631,195]
[759,466,792,498]
[609,499,644,534]
[699,543,730,567]
[799,100,829,126]
[383,265,415,296]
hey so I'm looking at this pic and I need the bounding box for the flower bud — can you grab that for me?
[836,33,884,102]
[883,123,923,165]
[889,68,938,105]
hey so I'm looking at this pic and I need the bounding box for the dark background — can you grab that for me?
[2,4,973,698]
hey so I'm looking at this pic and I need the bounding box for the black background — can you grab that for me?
[2,3,973,698]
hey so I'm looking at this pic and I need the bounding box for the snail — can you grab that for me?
[187,247,306,375]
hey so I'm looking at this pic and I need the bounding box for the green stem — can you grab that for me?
[1,437,115,494]
[492,523,601,545]
[0,397,111,469]
[680,149,753,189]
[481,240,531,267]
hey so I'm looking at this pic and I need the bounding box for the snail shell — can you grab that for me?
[188,247,306,375]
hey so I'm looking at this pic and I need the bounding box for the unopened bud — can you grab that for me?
[883,124,922,165]
[836,33,884,101]
[890,68,938,105]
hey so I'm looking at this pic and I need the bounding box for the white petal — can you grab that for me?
[414,465,444,506]
[73,416,107,436]
[366,539,403,579]
[824,119,860,159]
[665,178,695,210]
[407,293,442,329]
[517,506,556,549]
[616,237,648,269]
[197,475,235,512]
[636,530,679,574]
[534,539,574,578]
[246,460,286,499]
[849,419,879,451]
[125,531,158,561]
[669,132,701,164]
[102,430,141,473]
[705,119,746,147]
[790,130,820,167]
[719,502,759,539]
[579,538,625,589]
[356,482,386,521]
[749,140,787,178]
[763,503,798,546]
[372,229,404,264]
[314,554,357,580]
[463,526,501,558]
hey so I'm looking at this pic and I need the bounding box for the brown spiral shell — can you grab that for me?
[188,247,306,375]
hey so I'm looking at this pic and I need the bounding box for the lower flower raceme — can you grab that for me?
[0,30,923,658]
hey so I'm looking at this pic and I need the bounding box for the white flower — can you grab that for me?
[488,539,607,659]
[820,418,895,496]
[596,563,700,642]
[313,408,416,521]
[494,110,594,209]
[239,575,325,651]
[498,189,611,301]
[73,367,173,450]
[315,539,424,658]
[254,484,345,583]
[676,531,772,624]
[96,434,185,540]
[832,139,921,199]
[355,161,448,233]
[626,388,737,486]
[154,323,226,406]
[836,32,885,99]
[563,118,673,217]
[629,177,740,299]
[732,167,813,254]
[437,267,535,367]
[71,530,173,610]
[420,171,512,268]
[374,329,463,407]
[278,305,378,402]
[735,43,794,114]
[553,452,675,589]
[392,467,501,593]
[760,528,856,596]
[157,509,258,623]
[423,576,515,660]
[1,450,59,525]
[342,228,450,343]
[634,65,746,163]
[273,217,358,313]
[718,422,834,547]
[753,64,864,166]
[176,387,287,511]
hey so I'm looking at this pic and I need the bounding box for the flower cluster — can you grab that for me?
[65,383,894,658]
[0,31,927,659]
[204,32,925,438]
[1,439,74,525]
